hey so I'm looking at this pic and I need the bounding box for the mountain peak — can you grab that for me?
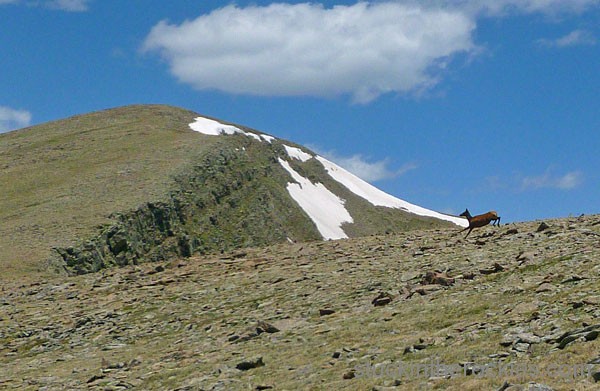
[0,104,466,277]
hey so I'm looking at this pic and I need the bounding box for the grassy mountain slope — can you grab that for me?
[0,104,456,278]
[1,216,599,390]
[1,105,216,277]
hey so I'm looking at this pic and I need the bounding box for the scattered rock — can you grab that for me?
[480,262,505,274]
[422,271,455,286]
[536,222,550,232]
[571,301,585,309]
[497,381,511,391]
[400,285,412,299]
[555,324,600,349]
[500,335,517,347]
[586,330,599,341]
[535,283,554,293]
[255,385,273,390]
[319,308,336,316]
[512,301,540,315]
[256,320,279,334]
[233,320,281,343]
[129,358,142,367]
[516,251,535,265]
[561,275,586,284]
[583,297,599,305]
[342,370,355,379]
[403,345,416,354]
[462,362,483,376]
[588,356,600,365]
[512,342,530,353]
[412,285,442,296]
[503,383,554,391]
[86,374,105,384]
[516,333,541,344]
[404,337,433,354]
[236,356,264,371]
[209,379,243,390]
[372,292,394,306]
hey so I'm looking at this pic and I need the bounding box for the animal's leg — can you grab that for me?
[464,227,473,238]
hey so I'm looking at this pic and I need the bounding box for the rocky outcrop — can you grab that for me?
[52,199,199,274]
[47,133,456,275]
[50,141,319,274]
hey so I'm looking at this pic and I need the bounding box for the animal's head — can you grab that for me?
[459,209,471,218]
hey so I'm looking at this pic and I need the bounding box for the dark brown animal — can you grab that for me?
[459,209,500,238]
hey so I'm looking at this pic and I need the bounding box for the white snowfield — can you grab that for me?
[189,116,273,142]
[278,158,353,239]
[283,144,312,162]
[315,156,468,227]
[189,116,468,239]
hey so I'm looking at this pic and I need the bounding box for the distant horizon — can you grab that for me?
[2,1,599,222]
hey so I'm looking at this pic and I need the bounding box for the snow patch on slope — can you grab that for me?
[260,134,275,143]
[316,156,468,227]
[189,117,241,135]
[278,158,352,240]
[188,117,467,230]
[283,144,313,162]
[189,116,273,142]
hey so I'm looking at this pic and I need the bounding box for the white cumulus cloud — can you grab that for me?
[419,0,600,16]
[313,148,417,182]
[0,106,32,133]
[520,169,583,190]
[536,29,597,48]
[143,2,476,103]
[46,0,90,12]
[0,0,90,11]
[480,168,584,193]
[490,0,599,14]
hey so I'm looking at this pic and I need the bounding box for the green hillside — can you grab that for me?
[0,105,455,279]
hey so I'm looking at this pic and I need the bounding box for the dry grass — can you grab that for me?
[1,218,599,390]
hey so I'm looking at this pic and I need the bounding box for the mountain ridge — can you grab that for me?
[0,104,465,277]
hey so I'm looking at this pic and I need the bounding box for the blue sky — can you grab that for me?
[1,0,599,222]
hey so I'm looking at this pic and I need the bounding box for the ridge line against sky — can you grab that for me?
[1,0,599,221]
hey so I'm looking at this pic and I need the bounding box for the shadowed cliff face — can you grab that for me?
[50,139,322,274]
